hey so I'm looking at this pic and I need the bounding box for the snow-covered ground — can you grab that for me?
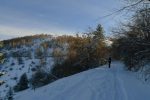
[0,56,55,98]
[14,61,150,100]
[0,37,70,99]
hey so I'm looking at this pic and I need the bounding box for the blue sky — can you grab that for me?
[0,0,126,40]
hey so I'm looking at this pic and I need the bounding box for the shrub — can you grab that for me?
[31,68,37,72]
[51,60,85,79]
[9,68,13,71]
[30,69,55,89]
[11,62,15,66]
[18,57,24,65]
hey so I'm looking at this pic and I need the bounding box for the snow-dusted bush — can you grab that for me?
[17,57,24,65]
[30,69,54,88]
[112,7,150,71]
[31,67,37,72]
[51,61,85,78]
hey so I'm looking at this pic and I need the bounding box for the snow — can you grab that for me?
[14,61,150,100]
[0,56,54,98]
[0,37,70,99]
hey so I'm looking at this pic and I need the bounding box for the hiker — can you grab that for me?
[108,57,111,68]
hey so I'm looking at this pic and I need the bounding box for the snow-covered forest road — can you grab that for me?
[15,62,150,100]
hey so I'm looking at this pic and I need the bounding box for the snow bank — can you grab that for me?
[15,62,150,100]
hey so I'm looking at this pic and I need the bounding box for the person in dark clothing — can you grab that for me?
[108,57,111,68]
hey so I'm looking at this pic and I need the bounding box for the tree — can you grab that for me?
[112,6,150,71]
[51,28,108,80]
[82,24,107,67]
[19,73,28,90]
[94,24,105,40]
[14,73,28,92]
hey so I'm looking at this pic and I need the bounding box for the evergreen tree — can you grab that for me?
[14,73,28,92]
[94,24,105,40]
[19,73,28,90]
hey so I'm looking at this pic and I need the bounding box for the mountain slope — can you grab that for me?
[15,62,150,100]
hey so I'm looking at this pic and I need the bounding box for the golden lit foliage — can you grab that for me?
[3,34,50,48]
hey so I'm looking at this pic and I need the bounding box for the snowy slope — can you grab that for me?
[0,36,71,99]
[0,57,50,98]
[15,62,150,100]
[0,38,55,98]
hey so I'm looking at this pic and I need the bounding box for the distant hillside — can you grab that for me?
[0,25,110,99]
[1,34,52,49]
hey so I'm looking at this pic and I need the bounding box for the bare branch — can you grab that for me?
[96,0,146,20]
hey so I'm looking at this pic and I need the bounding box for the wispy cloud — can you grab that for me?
[0,0,124,40]
[0,25,76,40]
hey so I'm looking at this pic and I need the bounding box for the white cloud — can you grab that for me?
[0,25,76,40]
[0,0,125,40]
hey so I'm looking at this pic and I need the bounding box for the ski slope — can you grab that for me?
[15,62,150,100]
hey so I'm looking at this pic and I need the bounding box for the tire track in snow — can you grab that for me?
[113,67,128,100]
[88,67,128,100]
[87,69,115,100]
[50,70,108,100]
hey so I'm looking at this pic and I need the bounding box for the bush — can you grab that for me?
[18,57,24,65]
[51,60,85,79]
[11,77,18,81]
[22,65,24,68]
[35,48,44,58]
[11,62,15,66]
[5,84,9,88]
[30,69,54,88]
[9,68,13,71]
[31,68,37,72]
[19,68,22,70]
